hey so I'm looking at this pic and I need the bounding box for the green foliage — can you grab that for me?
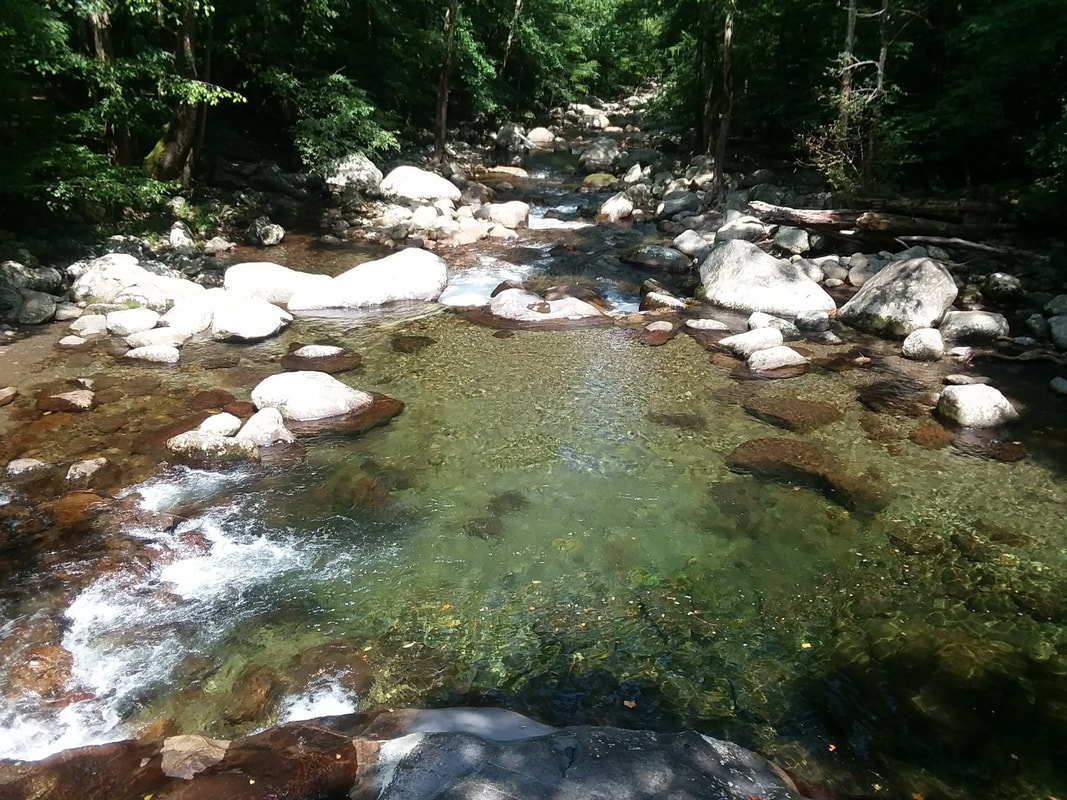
[289,74,400,174]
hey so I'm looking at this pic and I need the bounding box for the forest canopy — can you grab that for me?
[1,0,1064,222]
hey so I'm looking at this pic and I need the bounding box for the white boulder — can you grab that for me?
[747,346,809,371]
[198,412,243,436]
[901,328,944,361]
[211,296,292,342]
[287,249,448,311]
[106,308,160,336]
[236,408,296,447]
[124,345,180,364]
[719,327,783,359]
[937,384,1019,428]
[838,258,957,338]
[699,240,835,318]
[596,193,634,223]
[224,262,332,306]
[251,371,374,421]
[381,166,461,205]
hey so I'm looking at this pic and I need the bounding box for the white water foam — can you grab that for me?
[440,256,527,307]
[528,206,592,231]
[0,472,315,761]
[124,465,254,512]
[277,678,359,723]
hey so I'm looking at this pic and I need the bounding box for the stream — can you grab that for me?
[1,154,1066,799]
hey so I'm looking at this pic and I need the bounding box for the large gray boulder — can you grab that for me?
[223,261,332,306]
[324,153,384,196]
[838,258,957,338]
[368,723,802,800]
[1051,316,1067,350]
[17,290,57,324]
[288,249,448,310]
[699,240,836,317]
[251,371,374,421]
[578,138,621,174]
[1,260,65,294]
[381,166,461,205]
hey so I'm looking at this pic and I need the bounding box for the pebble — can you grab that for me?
[1051,377,1067,397]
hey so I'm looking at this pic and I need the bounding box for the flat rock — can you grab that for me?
[105,308,160,336]
[699,240,835,317]
[69,314,108,337]
[620,244,692,273]
[0,386,17,406]
[719,328,783,359]
[747,346,808,371]
[488,288,605,323]
[743,396,843,432]
[251,371,374,421]
[124,345,180,364]
[160,735,229,781]
[937,384,1019,428]
[165,430,259,464]
[838,258,957,338]
[37,389,95,412]
[6,457,49,476]
[288,249,448,310]
[211,296,292,342]
[223,262,332,306]
[65,457,107,482]
[748,311,800,340]
[125,328,192,349]
[58,335,87,348]
[281,343,362,373]
[726,437,888,513]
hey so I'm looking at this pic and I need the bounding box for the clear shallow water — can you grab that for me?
[1,159,1066,799]
[2,313,1065,799]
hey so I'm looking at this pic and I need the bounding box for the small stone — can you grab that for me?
[38,389,95,412]
[7,457,49,476]
[1050,377,1067,397]
[0,386,16,406]
[69,314,108,337]
[685,318,730,331]
[198,412,243,436]
[66,457,107,482]
[720,328,783,359]
[125,328,191,349]
[58,335,87,348]
[901,328,944,361]
[747,346,808,371]
[54,303,83,322]
[748,311,801,340]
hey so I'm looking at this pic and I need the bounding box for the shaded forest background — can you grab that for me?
[1,0,1065,227]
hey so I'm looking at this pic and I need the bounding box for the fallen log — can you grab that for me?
[748,200,1013,239]
[853,197,1008,222]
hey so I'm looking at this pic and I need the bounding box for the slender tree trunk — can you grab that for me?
[88,10,132,165]
[499,0,523,75]
[864,0,890,190]
[712,0,735,206]
[434,0,459,162]
[699,0,718,154]
[144,0,199,183]
[839,0,857,116]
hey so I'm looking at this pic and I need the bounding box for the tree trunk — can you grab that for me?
[499,0,524,75]
[88,10,131,165]
[863,0,890,190]
[143,0,199,183]
[698,1,718,154]
[434,0,459,162]
[839,0,857,115]
[712,0,735,206]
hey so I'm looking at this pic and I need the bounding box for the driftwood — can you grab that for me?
[958,348,1067,367]
[853,197,1007,222]
[748,200,1038,259]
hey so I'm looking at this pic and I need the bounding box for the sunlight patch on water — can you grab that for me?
[440,256,527,307]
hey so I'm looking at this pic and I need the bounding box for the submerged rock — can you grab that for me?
[281,343,362,373]
[726,437,888,513]
[742,396,843,432]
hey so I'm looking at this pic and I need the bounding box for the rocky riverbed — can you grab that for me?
[2,97,1067,800]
